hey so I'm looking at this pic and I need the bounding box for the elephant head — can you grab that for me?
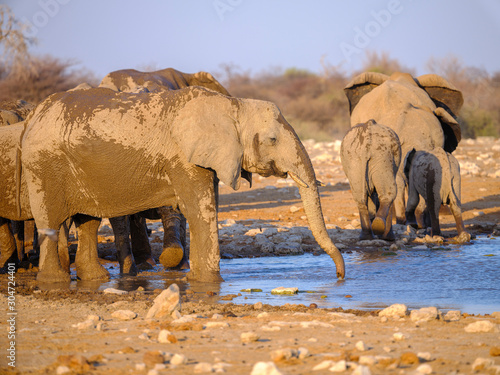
[170,90,345,279]
[344,71,463,153]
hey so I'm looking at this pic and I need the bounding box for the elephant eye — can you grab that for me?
[269,137,277,146]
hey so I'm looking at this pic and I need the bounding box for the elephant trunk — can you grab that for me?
[288,143,346,279]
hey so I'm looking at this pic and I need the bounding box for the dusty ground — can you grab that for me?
[1,137,500,374]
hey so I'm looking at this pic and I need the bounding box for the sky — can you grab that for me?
[5,0,500,81]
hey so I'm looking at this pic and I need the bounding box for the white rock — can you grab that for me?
[465,320,498,333]
[416,363,433,374]
[103,287,128,295]
[158,330,176,343]
[271,287,299,295]
[392,332,408,341]
[135,363,146,370]
[443,310,461,321]
[250,361,282,375]
[147,370,159,375]
[194,362,214,373]
[111,310,137,321]
[472,357,494,371]
[205,322,230,329]
[359,355,377,365]
[170,353,187,365]
[56,366,70,374]
[270,348,298,362]
[298,347,310,359]
[379,304,408,318]
[329,359,347,372]
[410,307,439,322]
[138,332,149,340]
[355,340,367,351]
[352,365,371,375]
[313,360,335,371]
[73,320,95,330]
[241,332,260,343]
[417,352,432,361]
[146,284,181,319]
[289,205,301,213]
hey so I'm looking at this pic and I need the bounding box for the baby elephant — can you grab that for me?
[341,119,401,240]
[404,148,470,242]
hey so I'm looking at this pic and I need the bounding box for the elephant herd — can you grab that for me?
[0,68,470,284]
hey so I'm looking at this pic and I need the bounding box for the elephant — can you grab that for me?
[404,147,470,243]
[340,119,402,241]
[0,100,34,126]
[344,72,464,224]
[21,86,346,283]
[0,121,69,271]
[96,68,233,274]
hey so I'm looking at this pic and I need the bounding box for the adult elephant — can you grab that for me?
[97,68,234,274]
[344,72,463,223]
[21,86,345,283]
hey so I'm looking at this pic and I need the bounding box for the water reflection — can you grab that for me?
[36,236,500,314]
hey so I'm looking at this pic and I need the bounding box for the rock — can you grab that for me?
[313,360,335,371]
[491,311,500,319]
[491,346,500,356]
[274,242,303,255]
[56,355,91,372]
[103,287,128,295]
[254,302,264,310]
[400,352,420,365]
[111,310,137,321]
[205,322,230,329]
[379,304,408,318]
[271,348,297,362]
[138,332,149,340]
[170,353,187,365]
[416,364,433,374]
[158,330,177,344]
[464,320,498,333]
[444,310,461,321]
[146,284,181,319]
[194,362,214,373]
[250,361,282,375]
[352,365,371,375]
[56,366,70,374]
[298,347,310,359]
[359,355,377,365]
[472,357,494,371]
[393,332,408,341]
[143,351,164,367]
[355,340,368,351]
[417,352,432,361]
[329,360,347,372]
[72,319,95,330]
[271,287,299,295]
[410,307,439,322]
[241,332,260,343]
[289,205,301,213]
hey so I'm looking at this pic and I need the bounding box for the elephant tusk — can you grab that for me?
[288,172,309,188]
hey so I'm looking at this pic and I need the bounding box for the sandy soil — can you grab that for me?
[1,137,500,374]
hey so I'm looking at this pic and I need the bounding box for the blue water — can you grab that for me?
[71,235,500,314]
[219,235,500,314]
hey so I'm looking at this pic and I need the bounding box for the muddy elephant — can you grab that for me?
[344,72,463,224]
[404,148,470,242]
[21,86,345,283]
[340,119,401,241]
[0,121,69,271]
[98,68,233,274]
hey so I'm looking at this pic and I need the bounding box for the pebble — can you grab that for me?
[254,302,264,310]
[379,304,408,318]
[271,348,297,362]
[289,205,301,213]
[271,287,299,295]
[143,351,165,367]
[56,366,70,374]
[138,333,149,340]
[329,360,347,372]
[194,362,214,373]
[417,352,432,361]
[250,361,282,375]
[464,320,498,333]
[359,355,377,365]
[112,310,137,321]
[146,283,181,319]
[400,352,419,365]
[472,357,494,371]
[313,360,335,371]
[416,363,433,374]
[352,365,371,375]
[205,322,230,329]
[170,353,187,365]
[298,347,310,359]
[443,310,461,321]
[410,307,439,322]
[103,287,128,295]
[355,340,367,351]
[158,330,177,344]
[393,332,408,341]
[241,331,260,343]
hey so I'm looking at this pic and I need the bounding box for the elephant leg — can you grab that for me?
[382,206,396,241]
[426,193,442,237]
[158,206,186,269]
[12,221,25,263]
[109,216,138,276]
[175,168,222,282]
[449,198,469,240]
[36,224,71,283]
[0,218,18,271]
[58,220,70,273]
[357,201,374,240]
[395,173,407,224]
[405,180,420,229]
[74,215,109,281]
[130,214,155,270]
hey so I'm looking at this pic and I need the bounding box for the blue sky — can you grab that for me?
[6,0,500,80]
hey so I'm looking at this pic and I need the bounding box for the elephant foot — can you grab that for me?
[359,231,374,241]
[120,255,138,276]
[187,269,224,283]
[76,262,110,281]
[137,257,156,271]
[371,217,386,236]
[159,245,184,269]
[455,231,471,244]
[36,268,71,283]
[381,229,396,242]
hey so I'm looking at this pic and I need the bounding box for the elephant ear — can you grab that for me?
[415,74,464,116]
[344,72,389,114]
[171,93,243,190]
[434,107,461,153]
[192,71,231,96]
